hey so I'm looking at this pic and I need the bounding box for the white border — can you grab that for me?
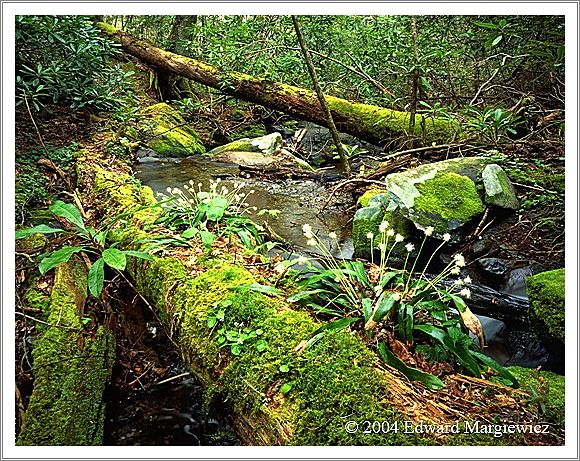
[2,2,578,459]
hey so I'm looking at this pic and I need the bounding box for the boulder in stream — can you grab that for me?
[126,103,205,157]
[206,132,283,157]
[527,268,565,348]
[353,157,519,258]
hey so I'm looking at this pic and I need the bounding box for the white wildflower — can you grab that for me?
[386,229,395,237]
[395,233,404,243]
[329,232,337,240]
[249,189,255,194]
[464,276,472,284]
[450,267,461,275]
[366,232,374,240]
[443,233,451,242]
[459,288,471,299]
[454,254,466,267]
[373,285,383,295]
[189,179,194,186]
[378,243,386,251]
[405,243,415,252]
[379,221,389,233]
[454,278,464,285]
[297,256,309,265]
[391,292,402,301]
[166,187,172,193]
[274,262,286,274]
[424,226,434,236]
[302,224,312,234]
[307,239,317,247]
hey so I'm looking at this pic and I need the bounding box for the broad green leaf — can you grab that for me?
[414,324,448,343]
[256,339,267,352]
[372,293,398,322]
[362,297,373,323]
[39,245,85,274]
[286,289,330,303]
[470,350,519,388]
[491,35,503,47]
[378,342,445,391]
[181,226,198,238]
[236,229,253,249]
[123,250,154,261]
[200,230,216,249]
[49,200,86,231]
[280,382,293,394]
[88,258,105,297]
[207,317,217,328]
[15,224,65,239]
[305,317,361,349]
[279,364,290,373]
[238,283,281,295]
[379,271,400,288]
[231,344,242,356]
[206,196,229,221]
[102,248,127,270]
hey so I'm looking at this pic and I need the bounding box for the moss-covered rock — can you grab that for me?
[17,260,115,446]
[352,157,519,259]
[127,102,205,157]
[16,232,47,254]
[482,163,520,209]
[206,132,283,157]
[527,268,565,347]
[357,188,387,208]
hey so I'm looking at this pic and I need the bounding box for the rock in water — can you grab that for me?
[482,163,520,209]
[352,157,519,259]
[206,132,283,157]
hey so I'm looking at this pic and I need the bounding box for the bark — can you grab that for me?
[96,22,459,148]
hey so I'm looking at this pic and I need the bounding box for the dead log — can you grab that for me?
[96,22,459,148]
[17,260,115,446]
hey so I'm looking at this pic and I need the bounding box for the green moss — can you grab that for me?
[357,188,387,208]
[132,103,205,157]
[96,21,119,36]
[412,172,483,233]
[527,269,565,344]
[16,233,47,253]
[229,124,267,141]
[17,261,114,446]
[506,366,565,427]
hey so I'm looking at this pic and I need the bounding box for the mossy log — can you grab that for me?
[96,22,459,148]
[17,260,115,446]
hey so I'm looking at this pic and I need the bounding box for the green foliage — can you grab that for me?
[287,224,518,387]
[15,200,153,297]
[463,106,524,144]
[15,143,79,212]
[155,179,267,251]
[15,15,134,111]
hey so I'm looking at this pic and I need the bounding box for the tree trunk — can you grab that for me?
[96,22,459,148]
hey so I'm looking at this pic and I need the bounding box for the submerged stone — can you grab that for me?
[128,103,205,157]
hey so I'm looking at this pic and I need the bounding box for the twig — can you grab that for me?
[15,311,80,331]
[23,94,48,152]
[512,182,557,194]
[470,67,501,105]
[155,371,191,386]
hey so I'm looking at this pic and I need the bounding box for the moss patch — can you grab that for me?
[527,268,565,344]
[412,172,483,234]
[357,188,387,208]
[17,261,115,446]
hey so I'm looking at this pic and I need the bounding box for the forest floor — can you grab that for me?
[14,86,565,445]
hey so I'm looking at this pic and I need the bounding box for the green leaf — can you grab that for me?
[279,364,290,373]
[49,200,85,231]
[102,248,127,270]
[280,382,293,394]
[15,224,65,239]
[200,230,216,249]
[181,226,198,238]
[287,289,330,303]
[470,350,519,388]
[305,317,361,349]
[362,297,373,323]
[378,342,445,391]
[379,271,400,288]
[256,339,267,352]
[372,293,398,322]
[207,316,217,328]
[239,283,281,296]
[231,344,242,356]
[123,250,154,261]
[491,35,503,47]
[88,258,105,297]
[206,196,229,221]
[39,245,85,274]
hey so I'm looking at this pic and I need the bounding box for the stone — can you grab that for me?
[213,151,278,168]
[206,132,283,157]
[472,237,495,256]
[357,188,387,208]
[478,257,509,276]
[482,163,520,209]
[128,103,205,157]
[527,268,565,346]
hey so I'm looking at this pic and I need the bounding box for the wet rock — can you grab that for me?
[206,132,283,157]
[504,330,549,369]
[213,151,278,168]
[482,163,520,209]
[478,257,509,276]
[527,268,565,348]
[501,266,536,298]
[472,237,495,256]
[127,103,205,157]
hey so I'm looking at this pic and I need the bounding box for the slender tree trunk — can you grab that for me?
[408,17,420,148]
[291,16,351,176]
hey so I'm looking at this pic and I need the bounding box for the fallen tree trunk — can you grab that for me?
[17,260,115,446]
[97,22,459,148]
